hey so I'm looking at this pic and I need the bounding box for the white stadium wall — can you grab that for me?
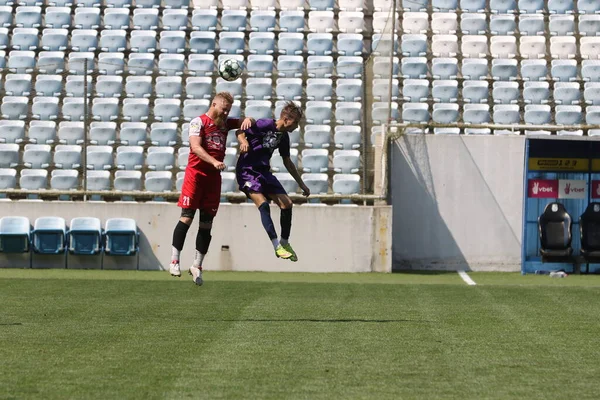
[391,135,525,272]
[0,202,392,273]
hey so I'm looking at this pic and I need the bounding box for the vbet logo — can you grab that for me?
[558,179,586,199]
[528,179,558,198]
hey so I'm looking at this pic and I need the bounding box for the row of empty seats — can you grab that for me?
[388,0,599,14]
[0,169,362,195]
[0,145,362,172]
[0,8,373,34]
[0,216,137,257]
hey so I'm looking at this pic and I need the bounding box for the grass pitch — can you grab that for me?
[1,270,600,399]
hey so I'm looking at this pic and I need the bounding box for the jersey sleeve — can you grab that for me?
[188,117,203,137]
[226,118,241,130]
[278,132,291,158]
[251,119,276,137]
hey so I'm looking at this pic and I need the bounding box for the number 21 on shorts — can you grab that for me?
[182,196,191,207]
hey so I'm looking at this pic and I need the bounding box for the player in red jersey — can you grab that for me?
[169,92,254,285]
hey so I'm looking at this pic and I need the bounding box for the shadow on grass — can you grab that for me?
[202,319,431,323]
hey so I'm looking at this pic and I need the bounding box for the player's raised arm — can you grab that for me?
[236,130,250,154]
[231,117,255,131]
[283,157,310,197]
[189,135,225,171]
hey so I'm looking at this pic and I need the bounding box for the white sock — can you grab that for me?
[171,246,180,263]
[271,238,279,250]
[193,251,205,267]
[280,238,288,246]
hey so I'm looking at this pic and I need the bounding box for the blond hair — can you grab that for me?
[213,92,234,105]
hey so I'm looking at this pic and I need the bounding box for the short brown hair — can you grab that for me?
[280,101,303,122]
[214,92,234,105]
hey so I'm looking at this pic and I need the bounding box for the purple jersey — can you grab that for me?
[236,119,290,169]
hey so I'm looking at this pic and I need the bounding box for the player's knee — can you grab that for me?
[179,217,193,225]
[198,210,214,230]
[280,196,293,210]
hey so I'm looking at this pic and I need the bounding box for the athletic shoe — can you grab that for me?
[188,266,203,286]
[281,243,298,262]
[275,244,293,259]
[169,262,181,277]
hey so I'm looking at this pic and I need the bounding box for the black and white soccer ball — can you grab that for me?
[218,58,243,82]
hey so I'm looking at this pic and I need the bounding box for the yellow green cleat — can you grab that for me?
[275,244,293,259]
[281,243,298,262]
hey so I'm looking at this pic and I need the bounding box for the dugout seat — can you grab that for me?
[538,202,573,262]
[580,203,600,268]
[32,217,66,255]
[104,218,139,257]
[0,216,30,253]
[68,217,102,255]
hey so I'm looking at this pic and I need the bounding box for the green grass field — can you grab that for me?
[2,269,600,400]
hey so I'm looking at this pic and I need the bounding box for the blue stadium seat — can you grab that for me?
[164,0,189,8]
[146,146,175,171]
[307,33,333,56]
[0,120,25,144]
[549,15,574,36]
[521,60,547,81]
[432,58,457,79]
[247,54,273,77]
[578,0,600,14]
[221,171,236,196]
[555,105,582,125]
[1,96,28,120]
[185,77,213,99]
[336,79,362,102]
[301,149,329,173]
[249,32,275,55]
[334,126,361,150]
[191,9,218,31]
[116,146,144,170]
[114,170,142,191]
[70,29,98,52]
[245,100,273,119]
[250,10,276,32]
[154,99,181,122]
[5,74,31,97]
[492,104,520,124]
[92,98,120,122]
[130,30,156,53]
[65,75,92,98]
[122,98,150,122]
[463,81,489,104]
[524,104,551,125]
[28,121,56,145]
[0,143,19,168]
[95,76,122,98]
[125,76,152,98]
[23,144,51,169]
[273,172,298,194]
[279,10,305,33]
[548,0,573,14]
[11,28,38,51]
[176,171,185,191]
[276,78,303,100]
[133,8,158,30]
[432,103,459,123]
[271,148,298,171]
[86,146,113,170]
[68,217,102,255]
[9,51,36,74]
[150,122,178,146]
[432,80,458,103]
[337,56,363,79]
[53,145,82,169]
[278,33,304,55]
[216,77,243,99]
[462,59,488,80]
[400,0,424,11]
[338,33,363,56]
[245,77,272,100]
[119,122,147,146]
[374,102,400,124]
[97,52,124,75]
[402,79,429,102]
[584,82,600,105]
[552,60,578,82]
[87,170,110,194]
[161,8,187,30]
[44,7,70,29]
[145,171,173,194]
[310,0,334,10]
[31,97,58,121]
[305,101,332,124]
[177,147,189,170]
[41,28,68,52]
[307,78,333,101]
[58,122,84,145]
[104,218,139,256]
[74,7,100,29]
[99,30,127,52]
[490,14,516,35]
[103,8,129,30]
[491,59,518,81]
[492,81,519,104]
[68,52,95,75]
[464,104,491,124]
[221,10,247,31]
[302,173,328,196]
[0,6,11,27]
[156,76,183,99]
[333,150,360,173]
[554,82,581,105]
[433,0,457,11]
[304,125,331,148]
[159,31,186,54]
[183,99,209,121]
[523,82,550,104]
[20,169,48,191]
[338,11,364,34]
[126,53,154,75]
[50,169,79,191]
[37,51,64,74]
[335,102,361,125]
[518,15,544,36]
[0,216,30,253]
[307,55,334,78]
[518,0,544,13]
[332,174,360,196]
[0,168,16,192]
[223,147,237,172]
[490,0,516,13]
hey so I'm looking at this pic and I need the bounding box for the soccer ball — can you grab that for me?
[218,58,243,82]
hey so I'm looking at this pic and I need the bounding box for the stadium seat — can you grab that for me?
[223,148,237,172]
[245,100,273,119]
[185,77,213,100]
[431,58,458,80]
[248,32,275,55]
[273,172,298,193]
[68,217,102,255]
[50,169,79,191]
[523,82,550,104]
[133,8,158,30]
[308,11,335,33]
[337,33,363,56]
[462,59,488,80]
[191,9,217,31]
[520,37,546,60]
[221,10,247,31]
[183,99,209,121]
[104,218,139,257]
[0,168,16,192]
[338,11,364,34]
[461,35,487,59]
[116,146,144,170]
[519,15,544,36]
[86,146,113,170]
[492,104,520,124]
[146,146,175,171]
[431,13,457,35]
[491,59,518,81]
[374,102,400,125]
[463,104,490,124]
[586,106,600,124]
[130,30,156,53]
[216,78,243,99]
[53,145,82,169]
[221,171,236,195]
[103,8,130,30]
[159,31,186,54]
[98,52,125,75]
[11,28,39,51]
[307,33,334,56]
[44,7,70,29]
[578,203,600,266]
[371,34,399,56]
[87,170,110,193]
[462,81,489,104]
[68,52,95,75]
[332,174,360,195]
[245,77,272,100]
[122,98,150,122]
[145,171,173,195]
[433,35,459,58]
[304,125,331,148]
[490,36,517,59]
[176,171,185,191]
[276,78,304,101]
[552,60,578,82]
[119,122,147,146]
[524,105,551,125]
[125,76,152,98]
[404,12,428,34]
[34,75,62,98]
[1,96,28,120]
[578,0,600,14]
[92,98,120,122]
[335,102,361,125]
[65,76,92,98]
[554,82,581,105]
[279,10,305,33]
[334,126,361,150]
[56,121,81,145]
[490,14,516,35]
[187,55,214,78]
[74,7,100,30]
[278,33,304,56]
[218,32,245,54]
[0,144,19,168]
[555,106,582,125]
[538,202,573,262]
[23,144,51,169]
[305,101,332,125]
[336,79,362,102]
[401,0,425,11]
[302,173,329,195]
[5,74,30,97]
[336,56,363,79]
[307,56,334,78]
[20,169,48,191]
[69,29,98,53]
[339,0,363,10]
[247,55,273,77]
[95,76,122,99]
[0,216,30,253]
[333,150,360,173]
[28,121,56,145]
[301,149,329,173]
[99,30,127,52]
[0,120,25,144]
[521,60,548,82]
[306,78,332,101]
[584,82,600,105]
[177,147,189,170]
[551,36,577,60]
[114,170,142,191]
[549,15,574,36]
[402,79,429,102]
[127,53,155,75]
[250,10,276,32]
[460,13,486,35]
[432,80,458,103]
[548,0,573,13]
[581,37,600,60]
[156,76,183,99]
[432,103,459,123]
[150,123,178,146]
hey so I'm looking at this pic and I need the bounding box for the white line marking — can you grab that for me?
[458,271,477,286]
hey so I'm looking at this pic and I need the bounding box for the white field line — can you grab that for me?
[458,271,477,286]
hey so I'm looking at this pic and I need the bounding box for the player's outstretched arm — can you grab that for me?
[283,157,310,197]
[237,117,255,131]
[190,135,225,171]
[236,130,249,154]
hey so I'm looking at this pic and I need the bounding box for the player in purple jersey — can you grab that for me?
[236,101,310,261]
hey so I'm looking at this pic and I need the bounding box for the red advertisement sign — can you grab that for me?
[592,181,600,199]
[528,179,558,198]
